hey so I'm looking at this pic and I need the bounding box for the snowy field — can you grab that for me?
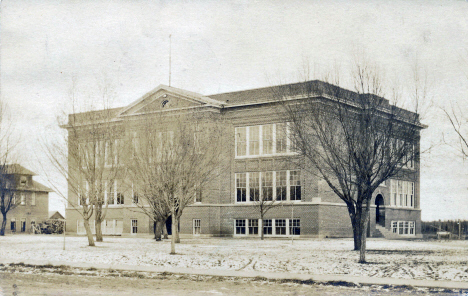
[1,235,467,282]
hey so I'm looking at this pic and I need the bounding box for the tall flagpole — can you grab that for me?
[169,34,172,87]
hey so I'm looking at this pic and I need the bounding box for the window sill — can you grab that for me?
[235,152,299,159]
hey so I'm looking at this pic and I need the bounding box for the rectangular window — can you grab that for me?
[403,221,409,235]
[276,123,287,154]
[20,218,26,232]
[262,124,273,154]
[116,192,124,205]
[10,218,16,232]
[108,181,115,205]
[131,219,138,234]
[409,221,415,235]
[31,192,36,206]
[193,219,201,235]
[132,183,139,204]
[276,171,287,201]
[194,187,202,203]
[263,219,272,235]
[262,172,273,201]
[249,126,260,155]
[391,180,397,206]
[410,183,414,207]
[290,171,301,201]
[132,133,139,158]
[249,172,260,202]
[248,219,258,235]
[392,221,398,233]
[20,194,26,205]
[398,181,403,207]
[235,127,247,157]
[398,221,404,235]
[236,173,247,202]
[290,219,300,235]
[105,140,113,165]
[275,219,286,235]
[235,219,246,235]
[20,176,27,186]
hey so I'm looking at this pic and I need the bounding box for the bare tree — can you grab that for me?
[126,112,225,254]
[43,80,125,245]
[0,103,19,236]
[276,64,424,263]
[443,103,468,160]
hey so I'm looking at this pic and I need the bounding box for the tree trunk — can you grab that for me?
[83,218,95,247]
[162,218,169,239]
[175,216,180,243]
[260,213,264,240]
[347,204,360,251]
[358,200,371,263]
[0,213,7,236]
[170,215,176,254]
[154,220,163,241]
[95,219,103,242]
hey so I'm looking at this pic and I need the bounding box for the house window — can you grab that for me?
[79,180,89,206]
[10,218,16,232]
[20,176,27,186]
[20,194,26,205]
[131,219,138,234]
[290,171,301,201]
[262,172,273,201]
[235,127,247,157]
[20,218,26,232]
[392,221,398,233]
[235,219,246,235]
[275,219,286,235]
[248,219,258,235]
[236,173,247,202]
[31,192,36,206]
[262,124,273,154]
[290,219,300,235]
[193,219,201,235]
[249,172,260,202]
[263,219,272,235]
[276,171,287,201]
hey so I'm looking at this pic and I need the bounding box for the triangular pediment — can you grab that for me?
[119,85,222,116]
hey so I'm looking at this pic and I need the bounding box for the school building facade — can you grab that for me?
[65,81,424,239]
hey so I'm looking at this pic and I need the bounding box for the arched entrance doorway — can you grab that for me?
[375,194,385,226]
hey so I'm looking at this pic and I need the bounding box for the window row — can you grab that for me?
[234,219,300,236]
[76,219,132,235]
[236,170,301,202]
[9,218,32,233]
[13,192,36,206]
[79,139,122,166]
[391,221,415,236]
[235,123,294,157]
[77,180,139,206]
[390,180,414,208]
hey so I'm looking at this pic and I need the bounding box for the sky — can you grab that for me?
[1,0,468,220]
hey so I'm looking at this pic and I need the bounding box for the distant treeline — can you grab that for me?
[422,220,468,238]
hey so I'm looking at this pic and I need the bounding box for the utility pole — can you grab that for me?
[169,34,172,87]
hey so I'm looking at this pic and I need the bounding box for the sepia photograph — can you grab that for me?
[1,0,468,295]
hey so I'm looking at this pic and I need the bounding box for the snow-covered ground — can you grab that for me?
[1,235,467,282]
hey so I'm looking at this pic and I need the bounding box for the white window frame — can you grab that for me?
[193,219,201,235]
[131,219,138,234]
[235,170,301,203]
[235,123,296,158]
[391,220,415,236]
[20,193,26,205]
[131,182,139,205]
[389,179,415,208]
[233,218,300,237]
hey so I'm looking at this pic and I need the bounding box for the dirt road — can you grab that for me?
[0,271,458,296]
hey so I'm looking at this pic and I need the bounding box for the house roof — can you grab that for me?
[49,211,65,220]
[32,180,53,192]
[4,164,36,176]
